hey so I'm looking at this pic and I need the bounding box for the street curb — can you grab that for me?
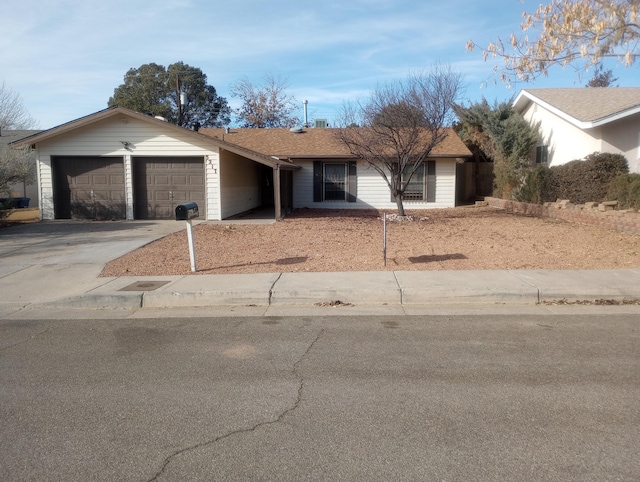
[395,270,540,304]
[270,271,401,305]
[7,269,640,311]
[36,293,144,310]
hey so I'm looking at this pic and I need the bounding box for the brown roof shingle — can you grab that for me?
[200,127,471,159]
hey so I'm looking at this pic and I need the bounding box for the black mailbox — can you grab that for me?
[175,202,199,220]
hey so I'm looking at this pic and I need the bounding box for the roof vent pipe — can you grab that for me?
[303,100,308,128]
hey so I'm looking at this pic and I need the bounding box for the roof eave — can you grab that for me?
[589,105,640,128]
[218,145,301,170]
[8,106,215,147]
[8,106,302,170]
[284,155,356,160]
[514,89,640,129]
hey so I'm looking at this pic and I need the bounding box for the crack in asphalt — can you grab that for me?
[0,324,53,352]
[148,327,324,481]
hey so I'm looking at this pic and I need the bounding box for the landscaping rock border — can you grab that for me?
[484,197,640,235]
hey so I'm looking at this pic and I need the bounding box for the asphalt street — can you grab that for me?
[1,313,638,481]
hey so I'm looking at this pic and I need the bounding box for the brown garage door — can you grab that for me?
[53,157,125,219]
[133,157,205,219]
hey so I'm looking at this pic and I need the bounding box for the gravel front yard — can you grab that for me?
[101,206,640,276]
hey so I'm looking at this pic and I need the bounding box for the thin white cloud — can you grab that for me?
[3,0,635,128]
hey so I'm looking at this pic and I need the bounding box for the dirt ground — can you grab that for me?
[101,206,640,276]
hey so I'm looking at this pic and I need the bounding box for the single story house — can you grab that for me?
[11,106,471,221]
[513,87,640,173]
[200,126,472,212]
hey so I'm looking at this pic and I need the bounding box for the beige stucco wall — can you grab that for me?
[522,102,640,173]
[600,118,640,173]
[522,102,601,166]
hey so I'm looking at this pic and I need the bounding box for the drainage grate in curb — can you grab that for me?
[119,281,171,292]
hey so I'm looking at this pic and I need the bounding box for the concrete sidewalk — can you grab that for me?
[2,220,640,315]
[34,270,640,308]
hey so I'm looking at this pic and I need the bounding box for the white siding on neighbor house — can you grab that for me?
[35,115,220,220]
[219,151,261,219]
[522,103,602,168]
[292,158,457,210]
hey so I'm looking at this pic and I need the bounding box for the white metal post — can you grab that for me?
[186,220,197,272]
[383,212,387,267]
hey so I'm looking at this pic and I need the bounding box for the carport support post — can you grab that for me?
[274,165,282,220]
[186,220,197,272]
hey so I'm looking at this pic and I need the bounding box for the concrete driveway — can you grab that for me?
[0,220,188,308]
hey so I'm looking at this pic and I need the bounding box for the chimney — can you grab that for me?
[303,100,308,128]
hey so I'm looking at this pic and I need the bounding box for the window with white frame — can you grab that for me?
[313,161,357,203]
[393,160,436,202]
[323,163,347,201]
[403,163,425,201]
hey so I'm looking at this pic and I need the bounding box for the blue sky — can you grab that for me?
[2,0,638,129]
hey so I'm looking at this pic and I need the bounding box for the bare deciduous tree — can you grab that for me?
[0,81,37,131]
[467,0,639,84]
[0,146,35,197]
[0,82,37,200]
[335,65,463,216]
[230,73,299,128]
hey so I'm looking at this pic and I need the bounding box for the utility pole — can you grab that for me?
[176,75,182,126]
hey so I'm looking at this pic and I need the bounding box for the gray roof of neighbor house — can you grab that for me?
[200,127,472,159]
[1,129,43,149]
[513,87,640,128]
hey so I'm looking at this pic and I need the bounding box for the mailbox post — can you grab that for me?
[175,202,199,272]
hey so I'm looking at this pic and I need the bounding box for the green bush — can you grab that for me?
[551,152,628,203]
[606,173,640,210]
[516,165,556,204]
[513,152,630,205]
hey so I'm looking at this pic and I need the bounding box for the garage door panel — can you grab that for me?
[133,157,205,220]
[73,191,92,202]
[53,157,125,220]
[93,189,124,201]
[172,175,187,185]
